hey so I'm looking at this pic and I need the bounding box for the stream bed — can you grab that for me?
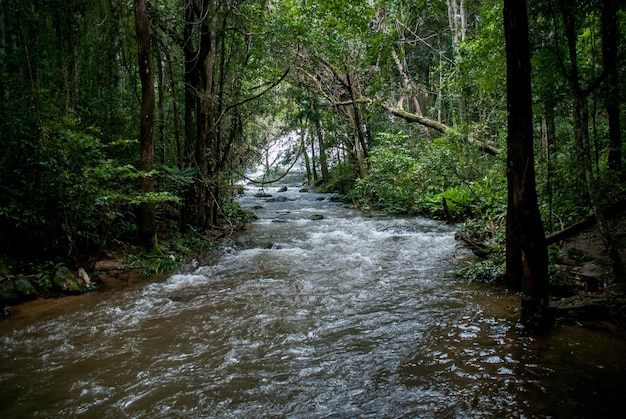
[1,186,626,417]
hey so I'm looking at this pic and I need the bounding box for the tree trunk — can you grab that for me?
[601,0,621,173]
[315,117,330,182]
[560,0,626,282]
[134,0,160,255]
[163,44,182,168]
[504,0,550,327]
[542,108,556,232]
[346,71,369,174]
[0,0,6,99]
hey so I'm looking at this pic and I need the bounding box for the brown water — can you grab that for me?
[1,186,625,418]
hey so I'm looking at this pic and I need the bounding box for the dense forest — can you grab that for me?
[1,0,625,326]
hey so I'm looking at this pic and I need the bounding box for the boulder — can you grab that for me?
[0,279,20,306]
[14,277,37,299]
[277,186,288,192]
[310,214,324,221]
[52,267,87,294]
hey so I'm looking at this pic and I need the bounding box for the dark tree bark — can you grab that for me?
[315,116,330,183]
[134,0,160,255]
[559,0,626,282]
[601,0,621,172]
[504,0,550,327]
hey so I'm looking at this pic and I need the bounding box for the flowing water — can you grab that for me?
[1,186,626,418]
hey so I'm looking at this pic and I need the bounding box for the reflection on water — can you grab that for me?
[1,186,625,417]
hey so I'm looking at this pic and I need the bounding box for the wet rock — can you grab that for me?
[277,186,288,192]
[299,188,309,193]
[0,279,20,306]
[78,267,92,287]
[579,262,605,292]
[14,277,37,299]
[53,267,87,294]
[310,214,324,221]
[580,262,603,278]
[255,192,273,198]
[266,196,290,203]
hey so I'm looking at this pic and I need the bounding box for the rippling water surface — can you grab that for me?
[1,186,626,417]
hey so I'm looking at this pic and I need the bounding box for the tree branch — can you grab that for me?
[381,104,503,155]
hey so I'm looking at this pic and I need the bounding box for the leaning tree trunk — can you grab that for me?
[134,0,161,255]
[504,0,550,327]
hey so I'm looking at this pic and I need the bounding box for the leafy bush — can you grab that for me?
[456,257,506,284]
[0,123,179,266]
[350,132,422,214]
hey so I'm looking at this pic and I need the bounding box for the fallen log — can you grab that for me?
[545,200,626,245]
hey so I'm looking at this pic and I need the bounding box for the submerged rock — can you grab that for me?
[310,214,324,221]
[266,196,291,203]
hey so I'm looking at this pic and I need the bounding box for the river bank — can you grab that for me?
[2,185,626,417]
[3,186,626,330]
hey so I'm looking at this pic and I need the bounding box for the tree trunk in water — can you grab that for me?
[504,0,550,327]
[134,0,161,255]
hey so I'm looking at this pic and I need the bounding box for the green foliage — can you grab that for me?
[349,131,506,222]
[0,122,180,264]
[456,256,506,284]
[351,133,421,214]
[425,174,507,223]
[125,254,179,277]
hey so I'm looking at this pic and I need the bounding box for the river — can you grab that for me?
[1,186,626,417]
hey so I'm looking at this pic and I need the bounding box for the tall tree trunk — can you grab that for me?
[315,116,330,182]
[181,3,197,232]
[346,71,369,175]
[134,0,160,255]
[195,0,218,227]
[0,0,6,99]
[504,0,550,327]
[156,45,166,165]
[542,108,556,232]
[602,0,621,173]
[163,45,182,168]
[560,0,626,282]
[309,127,318,183]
